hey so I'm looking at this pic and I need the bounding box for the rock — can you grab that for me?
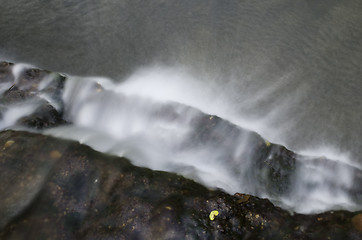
[17,103,66,129]
[0,61,66,129]
[0,130,361,239]
[189,113,362,208]
[190,113,298,196]
[0,62,14,86]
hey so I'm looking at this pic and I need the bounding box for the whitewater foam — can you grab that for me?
[2,63,361,214]
[42,66,361,213]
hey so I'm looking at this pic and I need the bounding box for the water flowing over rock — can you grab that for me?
[0,62,66,129]
[0,62,362,239]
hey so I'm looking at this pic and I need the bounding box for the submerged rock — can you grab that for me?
[0,61,66,129]
[0,130,361,239]
[189,113,362,209]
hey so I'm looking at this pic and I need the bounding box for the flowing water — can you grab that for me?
[1,1,362,213]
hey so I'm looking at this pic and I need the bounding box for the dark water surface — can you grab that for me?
[1,1,362,164]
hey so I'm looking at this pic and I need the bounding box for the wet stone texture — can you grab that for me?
[0,61,66,129]
[0,62,14,85]
[0,130,361,240]
[190,113,362,206]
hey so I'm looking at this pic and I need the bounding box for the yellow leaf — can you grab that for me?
[3,140,15,149]
[209,210,219,221]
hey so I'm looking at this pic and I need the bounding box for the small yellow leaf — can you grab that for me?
[3,140,15,149]
[265,140,271,147]
[209,210,219,221]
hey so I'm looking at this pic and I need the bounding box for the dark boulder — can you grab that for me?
[0,130,361,239]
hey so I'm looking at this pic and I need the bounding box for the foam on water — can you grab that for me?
[12,63,34,83]
[1,63,360,213]
[0,63,63,129]
[40,65,361,214]
[299,147,361,170]
[0,103,39,129]
[113,65,309,151]
[0,83,12,95]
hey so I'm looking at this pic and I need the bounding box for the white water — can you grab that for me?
[1,63,361,213]
[0,64,351,214]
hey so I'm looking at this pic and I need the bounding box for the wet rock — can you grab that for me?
[188,113,362,207]
[18,104,67,129]
[0,130,361,239]
[0,62,66,129]
[0,62,14,84]
[184,113,298,197]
